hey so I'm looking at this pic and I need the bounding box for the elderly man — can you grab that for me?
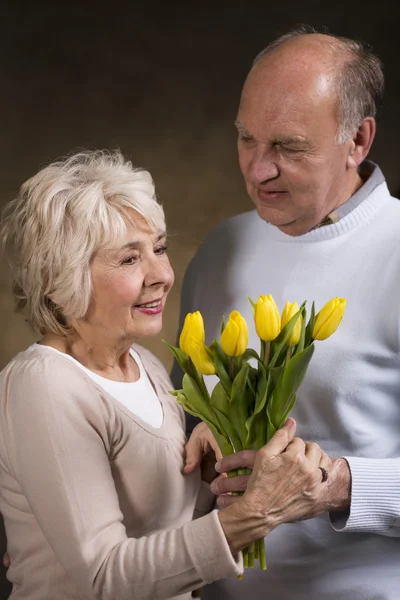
[172,27,400,600]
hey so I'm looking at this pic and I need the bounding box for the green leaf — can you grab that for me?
[229,363,251,444]
[263,365,285,408]
[175,391,233,455]
[253,371,268,415]
[245,410,267,449]
[266,419,276,443]
[247,366,259,398]
[277,394,297,430]
[304,301,316,348]
[163,341,191,375]
[182,373,221,430]
[267,344,314,429]
[248,295,256,312]
[213,406,243,452]
[210,381,230,417]
[294,306,307,354]
[220,315,226,335]
[268,301,306,368]
[210,340,232,394]
[164,340,209,398]
[242,347,263,366]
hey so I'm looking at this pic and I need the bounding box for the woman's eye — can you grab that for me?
[155,245,168,255]
[121,255,138,265]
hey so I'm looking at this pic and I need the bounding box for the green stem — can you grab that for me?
[243,547,249,568]
[247,545,255,568]
[264,342,271,367]
[260,340,266,365]
[258,538,267,570]
[229,357,235,380]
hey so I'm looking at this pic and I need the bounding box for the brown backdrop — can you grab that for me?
[0,1,399,596]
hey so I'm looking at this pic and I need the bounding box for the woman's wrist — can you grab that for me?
[217,499,272,554]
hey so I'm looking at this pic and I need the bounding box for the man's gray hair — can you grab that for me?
[253,25,384,144]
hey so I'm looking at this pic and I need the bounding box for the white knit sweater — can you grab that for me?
[174,177,400,599]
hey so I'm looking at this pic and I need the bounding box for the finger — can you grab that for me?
[304,441,323,465]
[3,552,10,568]
[204,432,223,462]
[259,418,297,459]
[215,450,257,474]
[210,473,250,495]
[216,494,241,508]
[184,436,203,472]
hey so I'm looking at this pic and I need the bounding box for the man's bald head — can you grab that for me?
[247,28,384,144]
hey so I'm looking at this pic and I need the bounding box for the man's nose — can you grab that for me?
[248,145,279,184]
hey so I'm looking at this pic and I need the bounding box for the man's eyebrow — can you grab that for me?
[234,119,252,136]
[273,135,309,145]
[119,232,167,251]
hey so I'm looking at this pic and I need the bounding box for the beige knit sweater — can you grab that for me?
[0,344,241,599]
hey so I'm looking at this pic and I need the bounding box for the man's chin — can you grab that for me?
[254,206,309,237]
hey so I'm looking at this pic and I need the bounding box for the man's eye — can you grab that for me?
[282,146,304,154]
[239,135,254,143]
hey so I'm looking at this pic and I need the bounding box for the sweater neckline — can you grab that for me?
[28,343,172,440]
[262,181,391,243]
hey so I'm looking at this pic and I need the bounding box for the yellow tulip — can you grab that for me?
[188,342,216,375]
[220,310,249,356]
[313,297,346,341]
[179,311,205,355]
[254,294,281,341]
[281,301,303,346]
[179,311,215,374]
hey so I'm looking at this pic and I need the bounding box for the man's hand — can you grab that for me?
[212,431,351,518]
[184,422,223,484]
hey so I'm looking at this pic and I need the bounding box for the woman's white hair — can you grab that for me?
[0,150,166,336]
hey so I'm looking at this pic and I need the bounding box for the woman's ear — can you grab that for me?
[346,117,376,169]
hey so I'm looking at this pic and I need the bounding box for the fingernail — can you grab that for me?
[210,481,218,493]
[285,417,295,431]
[215,460,221,472]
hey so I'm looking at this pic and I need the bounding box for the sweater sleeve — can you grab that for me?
[5,357,242,600]
[330,457,400,536]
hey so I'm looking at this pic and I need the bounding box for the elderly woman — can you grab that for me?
[0,151,329,600]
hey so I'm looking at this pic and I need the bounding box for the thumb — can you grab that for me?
[184,436,203,473]
[264,418,296,457]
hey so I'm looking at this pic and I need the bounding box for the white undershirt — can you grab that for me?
[30,344,164,428]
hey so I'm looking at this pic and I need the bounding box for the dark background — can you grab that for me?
[0,1,399,596]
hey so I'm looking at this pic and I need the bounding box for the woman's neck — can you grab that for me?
[40,332,140,383]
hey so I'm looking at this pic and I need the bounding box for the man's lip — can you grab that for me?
[257,190,288,202]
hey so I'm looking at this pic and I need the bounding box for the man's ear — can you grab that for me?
[346,117,376,169]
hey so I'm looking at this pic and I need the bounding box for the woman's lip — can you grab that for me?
[134,304,164,315]
[133,298,164,315]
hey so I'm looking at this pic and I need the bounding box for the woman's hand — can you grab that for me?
[184,422,222,484]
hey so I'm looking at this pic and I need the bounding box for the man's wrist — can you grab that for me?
[218,500,272,555]
[327,457,352,512]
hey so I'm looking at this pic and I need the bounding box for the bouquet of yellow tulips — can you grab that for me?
[166,296,346,571]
